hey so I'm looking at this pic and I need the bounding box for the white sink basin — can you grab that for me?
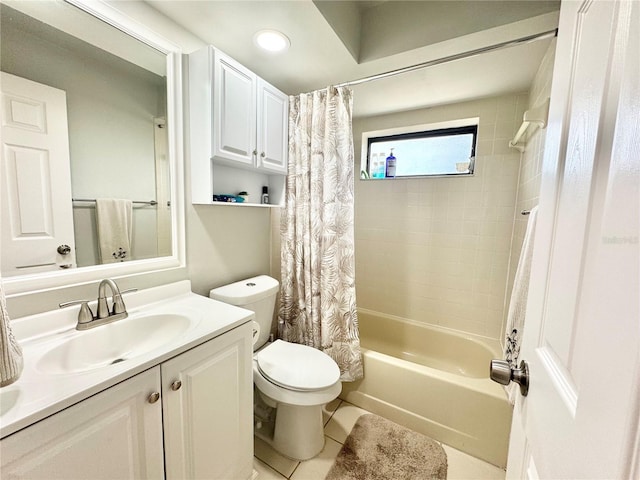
[37,314,192,374]
[0,389,21,416]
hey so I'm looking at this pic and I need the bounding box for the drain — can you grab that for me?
[110,358,126,365]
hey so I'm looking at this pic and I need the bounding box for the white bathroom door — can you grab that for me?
[506,1,640,479]
[0,72,76,275]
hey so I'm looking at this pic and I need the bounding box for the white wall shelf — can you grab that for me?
[205,202,281,208]
[509,97,550,153]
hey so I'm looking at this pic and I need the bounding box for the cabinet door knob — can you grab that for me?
[148,392,160,404]
[252,149,257,156]
[260,152,266,158]
[171,380,182,391]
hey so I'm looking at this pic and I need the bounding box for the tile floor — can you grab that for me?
[253,399,506,480]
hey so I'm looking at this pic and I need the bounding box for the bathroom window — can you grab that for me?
[363,123,477,179]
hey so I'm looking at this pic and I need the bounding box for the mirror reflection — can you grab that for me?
[0,2,171,277]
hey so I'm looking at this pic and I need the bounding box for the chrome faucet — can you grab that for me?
[97,278,126,319]
[59,279,136,330]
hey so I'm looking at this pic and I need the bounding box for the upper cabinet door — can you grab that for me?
[213,52,256,167]
[1,73,77,276]
[257,79,288,174]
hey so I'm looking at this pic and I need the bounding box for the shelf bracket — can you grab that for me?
[509,97,550,153]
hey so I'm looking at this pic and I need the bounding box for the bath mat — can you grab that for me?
[325,414,447,480]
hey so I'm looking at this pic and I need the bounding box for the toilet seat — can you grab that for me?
[256,340,340,392]
[253,362,342,408]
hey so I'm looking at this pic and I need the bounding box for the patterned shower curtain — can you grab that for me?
[279,86,363,382]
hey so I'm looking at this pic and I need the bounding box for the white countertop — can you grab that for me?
[0,281,254,439]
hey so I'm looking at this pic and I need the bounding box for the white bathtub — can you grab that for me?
[340,309,512,468]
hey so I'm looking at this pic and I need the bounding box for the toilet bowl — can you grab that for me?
[253,340,341,459]
[209,276,341,460]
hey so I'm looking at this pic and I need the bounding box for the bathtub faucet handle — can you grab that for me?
[490,359,529,396]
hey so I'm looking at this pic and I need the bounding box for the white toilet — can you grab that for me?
[209,275,341,460]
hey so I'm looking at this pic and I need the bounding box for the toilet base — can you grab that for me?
[272,403,325,460]
[254,397,326,461]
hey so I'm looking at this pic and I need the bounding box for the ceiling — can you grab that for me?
[2,0,167,76]
[146,0,560,117]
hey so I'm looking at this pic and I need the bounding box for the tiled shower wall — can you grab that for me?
[353,93,526,339]
[504,40,557,342]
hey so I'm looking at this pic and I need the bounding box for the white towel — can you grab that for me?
[95,198,133,264]
[1,280,23,387]
[504,205,538,404]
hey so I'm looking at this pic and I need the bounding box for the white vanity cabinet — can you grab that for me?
[0,323,253,480]
[0,368,165,480]
[189,46,288,205]
[162,321,254,480]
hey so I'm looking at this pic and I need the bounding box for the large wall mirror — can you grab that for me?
[1,0,185,295]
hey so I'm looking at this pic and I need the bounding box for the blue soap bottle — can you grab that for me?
[385,149,396,178]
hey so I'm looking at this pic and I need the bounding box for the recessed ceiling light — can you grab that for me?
[254,30,290,53]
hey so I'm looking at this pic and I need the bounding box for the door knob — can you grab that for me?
[57,244,71,255]
[490,359,529,396]
[171,380,182,391]
[148,392,160,404]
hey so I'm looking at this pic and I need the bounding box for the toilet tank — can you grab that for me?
[209,275,279,350]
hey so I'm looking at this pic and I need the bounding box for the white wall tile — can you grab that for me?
[352,93,524,339]
[503,41,556,346]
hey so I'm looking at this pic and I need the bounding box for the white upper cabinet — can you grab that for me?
[257,78,288,174]
[189,46,288,205]
[213,51,256,167]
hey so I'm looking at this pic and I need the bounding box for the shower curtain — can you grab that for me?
[279,86,363,382]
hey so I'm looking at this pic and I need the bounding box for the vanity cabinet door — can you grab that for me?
[0,368,164,480]
[213,51,257,167]
[256,78,288,174]
[161,322,253,480]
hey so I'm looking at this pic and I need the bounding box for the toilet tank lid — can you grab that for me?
[209,275,279,305]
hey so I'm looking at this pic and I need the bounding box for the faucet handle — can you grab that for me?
[59,300,95,325]
[112,288,137,315]
[59,299,91,308]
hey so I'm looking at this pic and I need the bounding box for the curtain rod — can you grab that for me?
[335,28,558,88]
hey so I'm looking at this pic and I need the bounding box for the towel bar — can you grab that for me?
[72,198,157,206]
